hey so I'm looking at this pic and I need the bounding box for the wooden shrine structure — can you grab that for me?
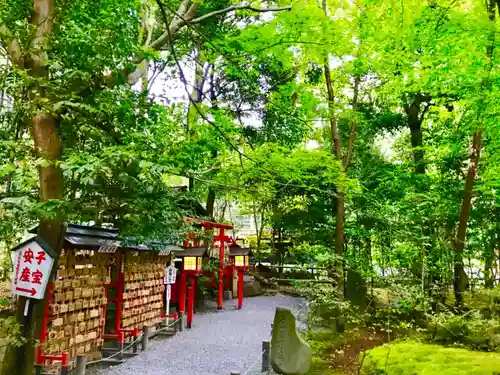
[34,224,181,374]
[27,216,253,374]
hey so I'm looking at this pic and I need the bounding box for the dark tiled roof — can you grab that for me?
[229,248,252,256]
[33,223,182,253]
[66,223,118,238]
[177,247,206,257]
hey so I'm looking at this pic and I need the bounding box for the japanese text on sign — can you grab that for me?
[164,265,177,285]
[11,240,54,299]
[166,284,171,301]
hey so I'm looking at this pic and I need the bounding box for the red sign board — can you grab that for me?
[11,238,55,299]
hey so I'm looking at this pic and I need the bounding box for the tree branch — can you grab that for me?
[190,4,292,24]
[149,0,198,51]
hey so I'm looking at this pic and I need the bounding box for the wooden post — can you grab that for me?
[118,331,125,360]
[142,326,150,351]
[262,340,270,372]
[178,270,187,331]
[237,270,244,309]
[187,279,194,329]
[133,328,139,353]
[232,268,238,298]
[75,355,87,375]
[218,228,225,309]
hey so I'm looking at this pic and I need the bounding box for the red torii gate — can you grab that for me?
[184,218,233,310]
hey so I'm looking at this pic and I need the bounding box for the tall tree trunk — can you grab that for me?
[454,0,496,308]
[186,45,205,191]
[2,116,65,375]
[323,58,344,296]
[484,245,494,288]
[205,183,216,219]
[454,130,482,307]
[205,69,218,218]
[323,67,359,298]
[404,95,428,175]
[2,2,66,374]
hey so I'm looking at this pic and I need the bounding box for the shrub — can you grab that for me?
[294,282,360,328]
[429,310,500,350]
[362,341,500,375]
[464,287,500,317]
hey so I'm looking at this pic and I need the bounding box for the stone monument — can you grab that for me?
[270,307,312,375]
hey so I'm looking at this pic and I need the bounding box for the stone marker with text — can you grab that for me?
[270,307,312,375]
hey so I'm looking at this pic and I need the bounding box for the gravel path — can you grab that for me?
[89,294,305,375]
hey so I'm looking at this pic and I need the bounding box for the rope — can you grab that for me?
[86,335,143,365]
[155,318,180,333]
[86,318,180,366]
[241,348,267,375]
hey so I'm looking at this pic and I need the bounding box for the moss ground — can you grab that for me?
[362,341,500,375]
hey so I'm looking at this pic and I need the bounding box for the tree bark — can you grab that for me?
[484,236,495,288]
[2,113,65,375]
[205,150,217,218]
[453,0,496,308]
[2,1,66,374]
[205,68,218,218]
[323,54,344,290]
[323,66,359,299]
[186,45,205,191]
[454,130,481,307]
[404,94,429,175]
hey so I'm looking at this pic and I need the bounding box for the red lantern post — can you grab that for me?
[182,253,202,329]
[234,254,250,310]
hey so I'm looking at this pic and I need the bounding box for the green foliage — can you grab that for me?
[295,282,360,328]
[0,317,26,348]
[462,287,500,317]
[362,342,500,375]
[429,311,500,351]
[4,3,500,371]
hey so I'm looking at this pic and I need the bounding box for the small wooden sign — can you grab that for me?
[11,237,55,300]
[164,265,177,285]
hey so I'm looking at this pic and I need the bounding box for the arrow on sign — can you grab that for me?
[16,287,36,296]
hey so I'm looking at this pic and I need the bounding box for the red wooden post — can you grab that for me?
[178,269,187,314]
[193,276,197,310]
[115,251,124,335]
[237,270,244,309]
[187,278,195,329]
[218,228,225,309]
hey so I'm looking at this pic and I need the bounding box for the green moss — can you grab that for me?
[362,341,500,375]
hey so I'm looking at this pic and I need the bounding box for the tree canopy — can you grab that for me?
[2,0,500,373]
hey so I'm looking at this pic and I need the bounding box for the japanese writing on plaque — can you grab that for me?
[164,265,177,285]
[11,239,54,299]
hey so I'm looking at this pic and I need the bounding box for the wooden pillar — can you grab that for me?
[115,251,124,335]
[178,269,187,330]
[75,355,87,375]
[237,270,244,309]
[218,228,225,310]
[142,326,150,351]
[262,341,270,371]
[232,268,238,298]
[192,276,197,312]
[187,277,195,329]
